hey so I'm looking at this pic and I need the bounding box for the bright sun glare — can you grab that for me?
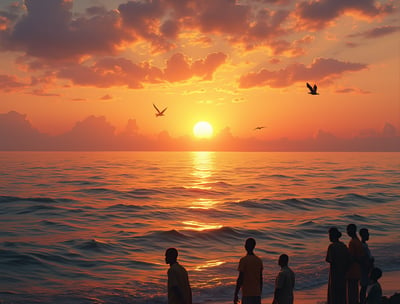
[193,121,213,139]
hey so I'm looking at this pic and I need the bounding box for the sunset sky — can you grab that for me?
[0,0,399,150]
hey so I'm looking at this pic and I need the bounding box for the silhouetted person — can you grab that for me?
[234,238,263,304]
[165,248,192,304]
[366,268,382,304]
[326,227,350,304]
[347,224,364,304]
[272,254,295,304]
[360,228,375,304]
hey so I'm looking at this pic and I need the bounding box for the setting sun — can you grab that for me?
[193,121,214,139]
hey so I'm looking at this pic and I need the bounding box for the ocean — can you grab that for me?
[0,152,399,303]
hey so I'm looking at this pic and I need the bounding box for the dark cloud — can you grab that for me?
[1,0,131,61]
[0,74,26,92]
[296,0,394,30]
[348,25,400,39]
[239,58,367,88]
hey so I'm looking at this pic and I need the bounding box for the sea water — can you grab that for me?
[0,152,399,303]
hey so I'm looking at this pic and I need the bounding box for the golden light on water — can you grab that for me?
[194,260,225,271]
[182,220,223,231]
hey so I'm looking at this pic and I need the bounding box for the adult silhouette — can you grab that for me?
[272,254,295,304]
[326,227,350,304]
[359,228,374,304]
[165,248,192,304]
[347,224,364,304]
[234,238,263,304]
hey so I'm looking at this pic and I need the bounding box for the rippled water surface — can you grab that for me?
[0,152,399,303]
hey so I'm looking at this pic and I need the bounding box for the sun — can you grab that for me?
[193,121,214,139]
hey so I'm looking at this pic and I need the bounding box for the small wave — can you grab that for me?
[17,205,61,214]
[40,220,78,231]
[200,181,232,187]
[0,249,45,266]
[0,196,59,204]
[73,239,115,252]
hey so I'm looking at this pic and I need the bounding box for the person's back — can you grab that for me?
[168,262,192,304]
[165,248,192,304]
[234,238,263,304]
[273,254,295,304]
[239,254,263,296]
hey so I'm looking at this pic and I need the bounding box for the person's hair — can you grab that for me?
[279,254,289,266]
[329,227,342,239]
[347,223,357,235]
[370,267,382,281]
[359,228,369,237]
[245,238,256,252]
[166,247,178,260]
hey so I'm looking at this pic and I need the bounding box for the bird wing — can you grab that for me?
[306,83,313,92]
[313,84,317,92]
[160,107,167,114]
[153,103,161,114]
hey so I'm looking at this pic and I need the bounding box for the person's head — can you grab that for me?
[370,267,382,282]
[245,238,256,253]
[165,247,178,265]
[359,228,369,242]
[347,224,357,238]
[329,227,342,242]
[278,254,289,267]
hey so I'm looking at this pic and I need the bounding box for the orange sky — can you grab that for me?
[0,0,399,150]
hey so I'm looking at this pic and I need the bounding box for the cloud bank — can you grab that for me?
[1,111,398,151]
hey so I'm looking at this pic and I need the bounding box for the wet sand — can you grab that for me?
[213,270,400,304]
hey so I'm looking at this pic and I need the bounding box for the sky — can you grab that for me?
[0,0,399,151]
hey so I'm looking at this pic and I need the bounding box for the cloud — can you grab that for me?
[1,0,131,61]
[239,58,367,88]
[295,0,394,30]
[0,0,301,62]
[0,74,26,92]
[56,52,226,88]
[100,94,113,100]
[335,87,370,94]
[0,111,399,151]
[0,111,50,150]
[348,25,400,39]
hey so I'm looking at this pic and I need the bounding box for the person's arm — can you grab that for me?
[234,272,243,304]
[260,269,263,294]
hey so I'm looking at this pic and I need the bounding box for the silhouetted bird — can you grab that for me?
[306,83,319,95]
[254,126,266,130]
[153,104,167,117]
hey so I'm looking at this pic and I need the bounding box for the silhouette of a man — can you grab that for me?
[234,238,263,304]
[346,224,364,304]
[326,227,350,304]
[359,228,374,304]
[165,248,192,304]
[272,254,295,304]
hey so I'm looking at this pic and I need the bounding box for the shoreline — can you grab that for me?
[212,270,400,304]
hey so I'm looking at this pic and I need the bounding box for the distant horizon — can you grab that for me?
[1,110,399,152]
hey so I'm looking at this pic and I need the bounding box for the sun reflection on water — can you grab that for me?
[182,220,223,231]
[191,151,214,183]
[194,260,225,271]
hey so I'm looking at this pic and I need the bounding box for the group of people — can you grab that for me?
[164,224,382,304]
[326,224,382,304]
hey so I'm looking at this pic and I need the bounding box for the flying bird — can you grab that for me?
[306,83,319,95]
[153,103,167,117]
[254,126,266,130]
